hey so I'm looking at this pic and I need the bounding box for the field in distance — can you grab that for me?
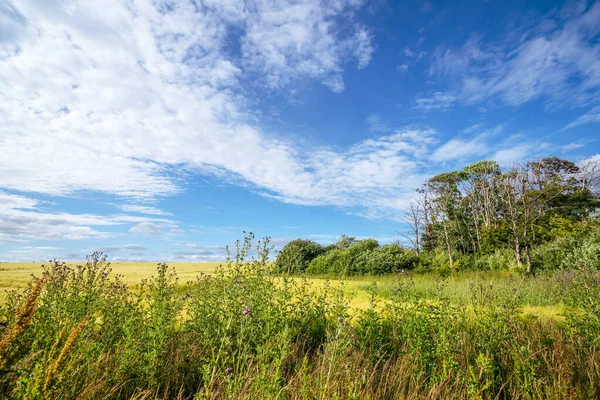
[0,260,563,319]
[0,261,221,302]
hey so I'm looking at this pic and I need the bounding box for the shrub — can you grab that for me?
[274,239,324,273]
[478,248,519,271]
[356,244,418,275]
[307,239,379,275]
[532,229,600,271]
[307,248,344,274]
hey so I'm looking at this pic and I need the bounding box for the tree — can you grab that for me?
[400,198,424,255]
[427,172,462,268]
[274,239,324,273]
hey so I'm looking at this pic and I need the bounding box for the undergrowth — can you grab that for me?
[0,233,599,399]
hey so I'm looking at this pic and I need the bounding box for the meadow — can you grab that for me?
[0,261,220,303]
[1,236,599,399]
[0,261,565,319]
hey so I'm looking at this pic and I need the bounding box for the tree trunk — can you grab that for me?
[443,222,454,268]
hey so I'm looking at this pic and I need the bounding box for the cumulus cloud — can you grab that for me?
[0,0,411,222]
[129,222,162,236]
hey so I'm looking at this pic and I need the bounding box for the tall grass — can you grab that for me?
[0,233,599,399]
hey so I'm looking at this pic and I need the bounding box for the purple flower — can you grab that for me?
[225,367,233,376]
[338,317,344,324]
[242,306,252,317]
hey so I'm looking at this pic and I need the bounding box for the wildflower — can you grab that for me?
[337,317,344,324]
[225,367,233,376]
[242,306,252,317]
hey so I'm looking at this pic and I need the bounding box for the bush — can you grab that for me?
[307,249,344,274]
[274,239,324,273]
[356,244,418,275]
[478,248,519,271]
[307,239,379,275]
[532,229,600,271]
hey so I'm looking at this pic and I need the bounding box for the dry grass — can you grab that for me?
[0,262,565,319]
[0,262,220,302]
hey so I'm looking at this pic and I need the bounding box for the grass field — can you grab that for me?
[0,261,565,319]
[0,253,598,398]
[0,261,220,302]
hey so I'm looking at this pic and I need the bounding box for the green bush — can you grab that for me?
[307,239,379,275]
[532,229,600,271]
[356,244,418,275]
[274,239,324,273]
[307,248,344,274]
[478,248,519,271]
[3,234,600,398]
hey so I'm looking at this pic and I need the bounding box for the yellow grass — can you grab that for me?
[0,262,563,319]
[0,261,221,303]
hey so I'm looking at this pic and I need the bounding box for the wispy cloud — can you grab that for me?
[119,204,172,216]
[427,3,600,109]
[431,125,503,162]
[0,191,171,243]
[563,105,600,130]
[414,92,457,111]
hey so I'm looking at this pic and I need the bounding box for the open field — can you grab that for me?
[0,261,221,302]
[1,261,565,320]
[1,253,598,399]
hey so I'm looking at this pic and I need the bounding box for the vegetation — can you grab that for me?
[1,234,600,399]
[276,156,600,276]
[1,155,599,398]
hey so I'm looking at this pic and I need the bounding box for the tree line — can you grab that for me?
[276,156,600,275]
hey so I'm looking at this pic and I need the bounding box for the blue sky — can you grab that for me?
[1,0,599,262]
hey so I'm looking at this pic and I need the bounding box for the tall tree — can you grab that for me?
[427,172,462,268]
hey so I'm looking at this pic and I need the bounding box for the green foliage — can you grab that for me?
[274,238,324,273]
[532,228,600,271]
[417,155,600,273]
[307,238,385,275]
[2,237,600,398]
[356,244,419,275]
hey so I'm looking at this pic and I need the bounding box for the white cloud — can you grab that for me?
[129,222,162,236]
[0,0,403,222]
[431,125,503,161]
[561,142,586,151]
[414,92,457,111]
[0,191,171,243]
[119,204,172,216]
[563,105,600,130]
[241,0,373,91]
[428,3,600,109]
[396,64,409,74]
[493,144,537,166]
[122,244,149,251]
